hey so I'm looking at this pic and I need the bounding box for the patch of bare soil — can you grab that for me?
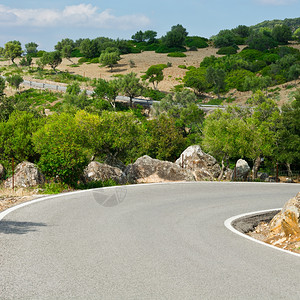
[0,188,42,212]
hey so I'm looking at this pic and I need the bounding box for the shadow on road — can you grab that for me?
[0,220,47,235]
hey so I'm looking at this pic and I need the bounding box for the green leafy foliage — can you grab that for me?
[217,46,238,55]
[185,36,208,49]
[167,52,187,57]
[4,41,22,64]
[0,111,41,170]
[33,113,89,185]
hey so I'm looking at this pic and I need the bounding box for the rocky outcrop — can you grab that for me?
[83,161,126,185]
[125,155,195,184]
[175,145,221,181]
[0,164,5,180]
[232,159,250,181]
[248,192,300,253]
[269,192,300,237]
[4,161,45,188]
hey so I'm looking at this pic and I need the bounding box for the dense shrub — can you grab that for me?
[167,52,187,57]
[225,69,255,91]
[155,45,187,53]
[217,46,238,55]
[185,36,208,48]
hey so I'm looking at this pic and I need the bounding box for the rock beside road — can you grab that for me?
[4,161,45,188]
[249,192,300,254]
[175,145,221,180]
[0,164,5,180]
[232,159,250,181]
[83,161,126,185]
[125,155,195,184]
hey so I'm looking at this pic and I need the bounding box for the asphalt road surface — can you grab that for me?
[1,182,299,300]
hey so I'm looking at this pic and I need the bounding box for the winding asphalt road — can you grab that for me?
[0,182,300,299]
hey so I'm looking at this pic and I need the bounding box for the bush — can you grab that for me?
[238,49,264,61]
[178,65,187,69]
[142,88,166,101]
[71,49,84,57]
[155,45,187,53]
[167,52,187,57]
[78,57,89,63]
[185,36,208,48]
[217,46,238,55]
[42,181,71,194]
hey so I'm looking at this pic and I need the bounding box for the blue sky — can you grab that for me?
[0,0,299,51]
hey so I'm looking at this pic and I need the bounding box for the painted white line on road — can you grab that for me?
[224,209,300,258]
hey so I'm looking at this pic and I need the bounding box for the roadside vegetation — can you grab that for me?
[0,18,300,192]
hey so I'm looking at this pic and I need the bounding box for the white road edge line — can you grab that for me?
[224,209,300,258]
[0,181,185,221]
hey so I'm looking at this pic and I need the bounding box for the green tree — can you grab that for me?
[206,67,226,98]
[75,110,146,164]
[246,91,281,178]
[0,77,5,96]
[66,82,81,95]
[93,79,119,110]
[232,25,251,38]
[4,40,22,64]
[276,90,300,176]
[162,24,188,48]
[142,65,165,89]
[99,51,121,72]
[212,30,237,48]
[247,31,278,51]
[6,75,24,91]
[294,27,300,42]
[271,24,292,44]
[41,51,62,72]
[0,111,41,169]
[33,113,88,185]
[132,30,144,43]
[202,106,252,179]
[144,30,157,43]
[146,114,186,161]
[25,42,38,55]
[119,73,144,107]
[79,38,99,58]
[183,67,208,96]
[153,90,204,143]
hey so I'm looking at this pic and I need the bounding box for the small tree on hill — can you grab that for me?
[99,51,120,72]
[4,41,22,64]
[142,65,165,89]
[119,73,144,107]
[6,75,24,91]
[25,42,38,56]
[162,24,188,48]
[41,51,62,72]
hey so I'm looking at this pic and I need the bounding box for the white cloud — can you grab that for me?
[256,0,297,5]
[0,4,150,29]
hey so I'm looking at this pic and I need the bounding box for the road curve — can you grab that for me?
[0,182,299,300]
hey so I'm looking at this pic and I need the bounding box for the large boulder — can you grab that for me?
[83,161,126,185]
[232,159,250,181]
[0,163,5,180]
[125,155,195,184]
[268,192,300,237]
[175,145,221,181]
[4,161,45,188]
